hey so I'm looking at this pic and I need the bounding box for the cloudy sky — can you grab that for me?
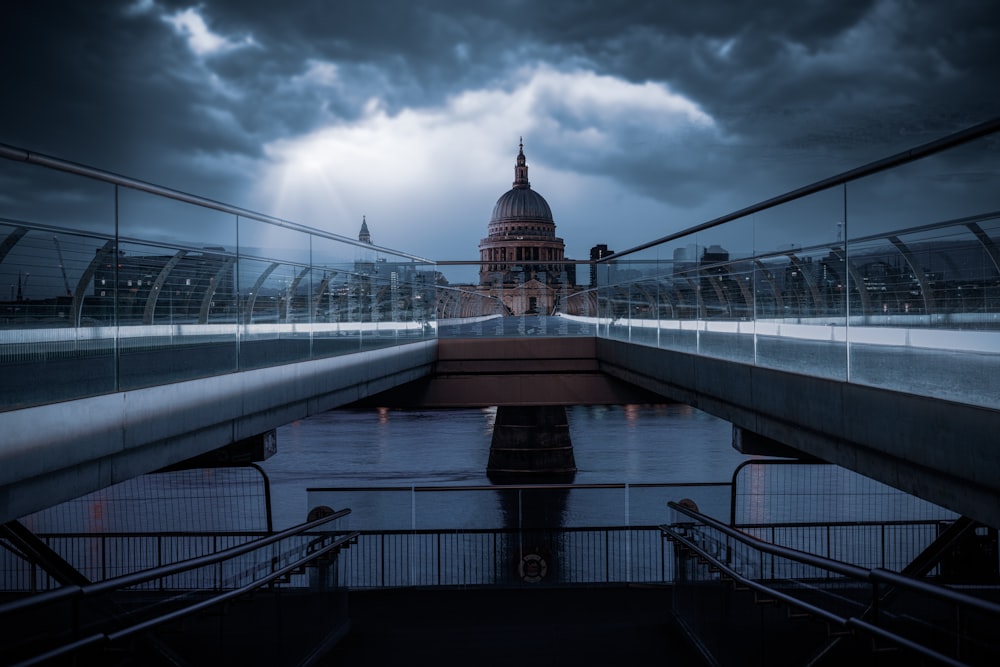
[2,0,998,266]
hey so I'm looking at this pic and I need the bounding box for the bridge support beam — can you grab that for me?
[487,406,576,482]
[732,426,819,460]
[159,430,278,471]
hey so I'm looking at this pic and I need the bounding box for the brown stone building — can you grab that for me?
[478,140,575,315]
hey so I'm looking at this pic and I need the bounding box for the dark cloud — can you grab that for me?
[1,0,998,258]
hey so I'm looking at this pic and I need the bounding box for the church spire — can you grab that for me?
[358,215,372,244]
[513,136,530,189]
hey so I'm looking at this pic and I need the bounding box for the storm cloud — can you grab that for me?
[2,0,998,260]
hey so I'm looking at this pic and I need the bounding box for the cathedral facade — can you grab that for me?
[478,140,574,315]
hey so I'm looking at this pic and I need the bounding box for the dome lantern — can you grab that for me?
[513,136,530,189]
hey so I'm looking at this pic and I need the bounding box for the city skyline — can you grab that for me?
[2,1,998,263]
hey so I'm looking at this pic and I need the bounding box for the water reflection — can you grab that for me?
[496,486,570,584]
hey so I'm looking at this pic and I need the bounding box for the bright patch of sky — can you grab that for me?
[124,0,156,16]
[163,7,256,57]
[295,60,340,87]
[257,65,718,261]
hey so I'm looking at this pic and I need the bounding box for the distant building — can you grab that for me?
[477,140,575,315]
[92,248,236,323]
[358,215,372,244]
[589,244,614,287]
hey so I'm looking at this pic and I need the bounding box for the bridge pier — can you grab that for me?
[487,406,576,483]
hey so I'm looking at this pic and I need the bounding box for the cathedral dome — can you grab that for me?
[490,186,553,223]
[488,139,553,224]
[479,139,571,307]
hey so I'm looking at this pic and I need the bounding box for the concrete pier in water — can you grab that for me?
[487,405,577,482]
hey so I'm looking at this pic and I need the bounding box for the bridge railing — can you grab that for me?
[664,499,1000,666]
[308,482,732,587]
[563,118,1000,409]
[0,144,462,411]
[0,508,356,666]
[304,478,961,588]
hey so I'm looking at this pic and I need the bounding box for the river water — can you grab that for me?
[260,403,751,530]
[10,401,956,591]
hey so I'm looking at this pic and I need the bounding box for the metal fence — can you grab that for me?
[2,466,273,591]
[729,460,964,574]
[2,464,984,594]
[334,526,671,588]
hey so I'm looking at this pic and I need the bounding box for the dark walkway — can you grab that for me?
[322,585,705,666]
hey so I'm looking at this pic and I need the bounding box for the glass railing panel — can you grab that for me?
[434,284,491,337]
[845,226,1000,408]
[559,285,599,328]
[405,264,437,337]
[237,256,311,369]
[750,186,848,380]
[116,188,240,388]
[847,139,1000,239]
[1,147,438,411]
[423,260,572,338]
[430,262,596,338]
[856,219,999,323]
[600,251,658,345]
[360,270,397,350]
[972,215,1000,319]
[313,264,366,354]
[300,243,437,353]
[317,230,375,340]
[653,245,697,353]
[550,260,600,336]
[369,254,431,344]
[344,251,429,347]
[0,160,119,410]
[845,142,1000,407]
[0,225,116,326]
[690,219,756,364]
[0,158,114,236]
[117,185,236,251]
[113,240,238,390]
[0,223,118,409]
[237,218,312,367]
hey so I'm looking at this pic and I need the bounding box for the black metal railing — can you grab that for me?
[0,509,356,667]
[663,500,1000,666]
[334,525,671,588]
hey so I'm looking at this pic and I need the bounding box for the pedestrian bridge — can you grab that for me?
[2,119,999,530]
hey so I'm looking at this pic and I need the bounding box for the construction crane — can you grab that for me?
[17,271,29,301]
[52,236,71,297]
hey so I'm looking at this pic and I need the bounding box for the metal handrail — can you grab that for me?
[661,523,969,667]
[872,566,1000,616]
[605,116,1000,262]
[664,500,1000,666]
[7,530,359,667]
[665,500,870,579]
[105,530,359,641]
[663,523,848,626]
[0,142,432,264]
[667,500,1000,616]
[0,508,351,617]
